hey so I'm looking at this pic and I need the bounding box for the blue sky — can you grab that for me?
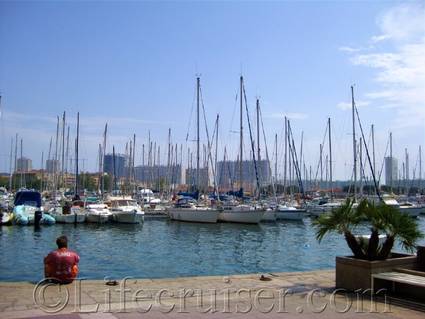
[0,1,424,181]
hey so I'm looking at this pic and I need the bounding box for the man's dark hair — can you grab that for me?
[56,236,68,249]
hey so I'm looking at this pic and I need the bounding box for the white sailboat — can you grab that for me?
[168,198,219,223]
[216,76,265,224]
[167,77,219,223]
[218,203,264,224]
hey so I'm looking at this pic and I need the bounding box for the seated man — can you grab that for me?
[44,235,80,284]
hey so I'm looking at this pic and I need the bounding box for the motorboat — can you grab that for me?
[109,196,144,224]
[380,196,422,218]
[309,201,342,217]
[168,197,219,223]
[276,204,306,220]
[12,190,55,225]
[218,202,264,224]
[85,203,112,223]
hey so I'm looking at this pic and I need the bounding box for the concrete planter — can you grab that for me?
[335,253,417,291]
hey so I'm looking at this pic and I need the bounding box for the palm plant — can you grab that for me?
[313,198,423,260]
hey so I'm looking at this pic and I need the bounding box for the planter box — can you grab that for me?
[335,253,417,291]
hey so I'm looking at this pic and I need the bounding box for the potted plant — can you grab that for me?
[313,198,423,291]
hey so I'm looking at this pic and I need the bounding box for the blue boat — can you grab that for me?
[12,191,55,225]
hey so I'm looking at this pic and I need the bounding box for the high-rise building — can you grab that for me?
[385,157,398,187]
[104,153,126,178]
[17,157,32,172]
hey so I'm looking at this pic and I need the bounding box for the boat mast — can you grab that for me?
[101,123,107,196]
[360,137,363,196]
[14,133,18,190]
[168,128,172,193]
[20,138,23,188]
[419,145,422,190]
[300,131,303,183]
[47,136,52,191]
[112,145,117,192]
[319,143,323,186]
[54,116,59,197]
[274,133,278,183]
[8,138,13,191]
[40,151,44,191]
[133,133,136,194]
[389,132,393,191]
[328,118,333,200]
[196,76,200,200]
[351,85,357,201]
[372,124,376,186]
[65,126,70,177]
[256,98,260,162]
[75,112,79,198]
[61,111,66,188]
[283,116,287,196]
[239,75,243,193]
[215,114,219,195]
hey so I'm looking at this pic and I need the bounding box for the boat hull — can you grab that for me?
[168,209,219,223]
[54,213,86,224]
[86,214,111,224]
[13,205,55,225]
[276,209,306,220]
[112,212,144,224]
[399,206,422,218]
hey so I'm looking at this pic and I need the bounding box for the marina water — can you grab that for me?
[1,217,424,282]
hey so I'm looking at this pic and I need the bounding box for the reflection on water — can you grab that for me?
[1,216,424,282]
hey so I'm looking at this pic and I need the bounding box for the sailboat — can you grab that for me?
[50,112,86,223]
[217,76,264,224]
[168,76,219,223]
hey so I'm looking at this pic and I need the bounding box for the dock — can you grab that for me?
[1,269,424,318]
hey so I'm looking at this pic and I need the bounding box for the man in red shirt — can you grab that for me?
[44,235,80,284]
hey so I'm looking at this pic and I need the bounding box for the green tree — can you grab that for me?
[313,198,423,260]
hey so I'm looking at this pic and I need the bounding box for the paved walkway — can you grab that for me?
[0,270,424,318]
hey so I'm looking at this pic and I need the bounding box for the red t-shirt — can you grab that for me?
[44,248,80,283]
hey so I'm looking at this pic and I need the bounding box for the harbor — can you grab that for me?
[1,216,425,283]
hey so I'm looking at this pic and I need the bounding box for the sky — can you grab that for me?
[0,1,424,181]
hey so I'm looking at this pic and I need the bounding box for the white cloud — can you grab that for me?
[373,3,425,42]
[337,100,370,111]
[342,3,425,129]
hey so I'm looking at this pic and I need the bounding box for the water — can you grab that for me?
[1,216,424,282]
